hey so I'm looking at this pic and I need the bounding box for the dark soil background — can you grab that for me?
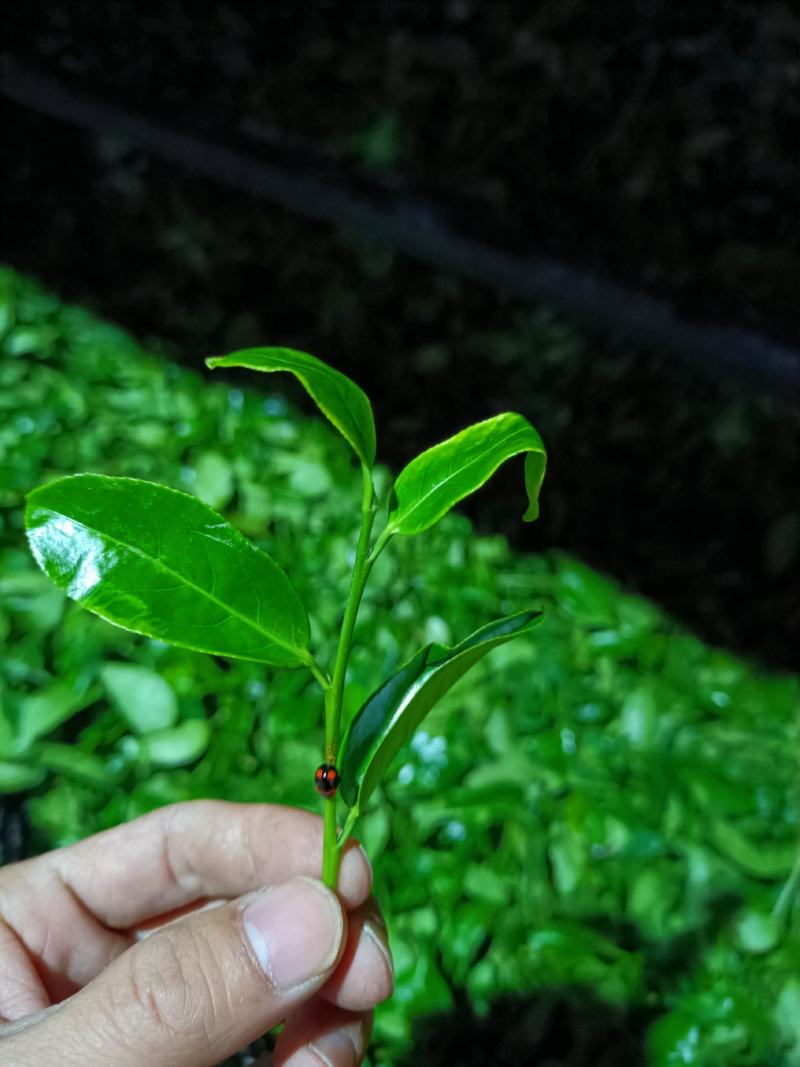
[2,1,799,669]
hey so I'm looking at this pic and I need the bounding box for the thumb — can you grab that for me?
[8,876,345,1067]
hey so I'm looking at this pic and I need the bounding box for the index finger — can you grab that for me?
[4,801,371,929]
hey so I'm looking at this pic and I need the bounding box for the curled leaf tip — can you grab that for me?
[389,412,546,536]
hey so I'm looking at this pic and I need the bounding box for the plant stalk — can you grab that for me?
[320,465,376,889]
[325,465,376,760]
[321,794,339,886]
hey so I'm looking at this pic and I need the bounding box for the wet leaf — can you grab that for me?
[25,475,311,667]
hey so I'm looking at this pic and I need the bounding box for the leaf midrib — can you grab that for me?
[35,506,308,661]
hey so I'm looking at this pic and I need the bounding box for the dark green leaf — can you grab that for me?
[25,475,311,667]
[206,347,376,467]
[339,610,543,809]
[387,413,546,536]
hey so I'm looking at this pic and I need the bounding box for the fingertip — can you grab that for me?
[242,877,345,993]
[322,901,393,1012]
[274,1000,371,1067]
[336,841,372,909]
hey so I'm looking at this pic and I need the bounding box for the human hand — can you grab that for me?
[0,800,393,1066]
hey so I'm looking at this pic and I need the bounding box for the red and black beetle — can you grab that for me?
[314,762,340,797]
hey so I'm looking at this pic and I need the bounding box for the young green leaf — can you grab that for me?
[386,413,546,536]
[206,347,376,468]
[100,664,178,734]
[139,719,210,767]
[25,475,311,667]
[338,610,544,810]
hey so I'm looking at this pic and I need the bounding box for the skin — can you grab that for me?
[0,801,393,1066]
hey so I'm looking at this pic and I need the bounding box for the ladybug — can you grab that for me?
[314,762,340,797]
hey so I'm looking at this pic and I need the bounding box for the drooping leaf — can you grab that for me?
[101,663,178,734]
[339,610,544,809]
[206,347,376,468]
[387,413,546,536]
[25,475,311,667]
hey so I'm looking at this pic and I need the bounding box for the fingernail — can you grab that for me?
[243,876,342,992]
[309,1028,361,1067]
[363,918,394,991]
[283,1027,361,1067]
[357,844,373,882]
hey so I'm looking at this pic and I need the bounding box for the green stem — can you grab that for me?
[322,794,339,887]
[336,807,360,852]
[326,465,376,761]
[308,658,332,694]
[320,465,376,888]
[367,523,395,568]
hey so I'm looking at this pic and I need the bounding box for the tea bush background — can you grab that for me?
[1,268,799,1065]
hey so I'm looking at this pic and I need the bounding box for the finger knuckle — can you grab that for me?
[114,925,232,1049]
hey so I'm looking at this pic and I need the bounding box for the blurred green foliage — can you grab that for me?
[1,267,799,1065]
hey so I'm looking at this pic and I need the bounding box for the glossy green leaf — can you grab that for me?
[339,610,543,809]
[25,475,311,667]
[101,663,178,734]
[206,347,376,467]
[387,413,546,536]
